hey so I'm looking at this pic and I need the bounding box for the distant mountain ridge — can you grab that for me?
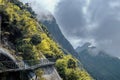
[76,43,120,80]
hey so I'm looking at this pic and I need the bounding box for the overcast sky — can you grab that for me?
[55,0,120,57]
[20,0,120,57]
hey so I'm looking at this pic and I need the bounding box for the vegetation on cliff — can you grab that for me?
[0,0,92,80]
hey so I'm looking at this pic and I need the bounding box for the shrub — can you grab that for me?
[30,34,41,45]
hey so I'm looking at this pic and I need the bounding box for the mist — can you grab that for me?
[55,0,120,57]
[20,0,120,57]
[20,0,60,21]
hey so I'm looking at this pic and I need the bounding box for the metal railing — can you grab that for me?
[0,58,55,73]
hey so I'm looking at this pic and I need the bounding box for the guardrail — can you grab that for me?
[0,59,55,73]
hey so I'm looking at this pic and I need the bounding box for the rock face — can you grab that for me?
[41,17,78,57]
[0,47,20,80]
[0,47,16,61]
[0,47,37,80]
[42,66,62,80]
[76,43,120,80]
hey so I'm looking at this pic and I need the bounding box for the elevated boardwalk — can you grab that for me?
[0,59,55,73]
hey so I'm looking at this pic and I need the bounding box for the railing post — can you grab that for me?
[0,15,2,45]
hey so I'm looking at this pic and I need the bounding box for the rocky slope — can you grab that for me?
[41,16,78,57]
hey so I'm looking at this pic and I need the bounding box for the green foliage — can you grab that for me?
[66,69,80,80]
[0,1,42,61]
[56,55,92,80]
[35,69,46,80]
[40,24,50,36]
[30,34,41,45]
[67,58,77,68]
[37,33,63,59]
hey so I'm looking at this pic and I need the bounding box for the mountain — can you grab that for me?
[41,16,78,57]
[0,0,92,80]
[76,43,120,80]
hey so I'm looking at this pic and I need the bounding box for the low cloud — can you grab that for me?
[20,0,60,21]
[55,0,120,57]
[55,0,87,38]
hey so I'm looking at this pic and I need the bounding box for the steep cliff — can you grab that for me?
[0,0,92,80]
[41,16,78,57]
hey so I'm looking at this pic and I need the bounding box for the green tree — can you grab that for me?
[66,69,80,80]
[30,34,41,45]
[67,58,77,68]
